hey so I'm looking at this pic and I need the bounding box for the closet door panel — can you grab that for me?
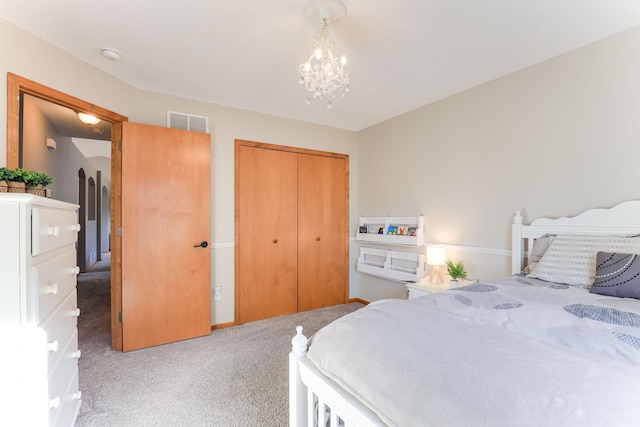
[237,146,299,323]
[297,154,348,311]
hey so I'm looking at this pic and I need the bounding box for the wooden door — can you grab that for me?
[297,154,348,311]
[236,144,298,323]
[121,122,211,351]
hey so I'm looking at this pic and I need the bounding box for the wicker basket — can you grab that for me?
[0,181,7,193]
[6,182,26,193]
[27,186,46,197]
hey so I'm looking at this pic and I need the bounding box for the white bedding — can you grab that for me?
[306,277,640,426]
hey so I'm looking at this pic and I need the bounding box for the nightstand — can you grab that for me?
[405,277,479,300]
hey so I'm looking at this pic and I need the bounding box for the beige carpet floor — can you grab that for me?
[74,254,362,426]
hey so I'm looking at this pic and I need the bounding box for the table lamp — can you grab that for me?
[427,245,446,284]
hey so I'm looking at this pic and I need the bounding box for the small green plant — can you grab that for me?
[4,167,27,183]
[37,173,54,187]
[23,170,39,186]
[0,166,8,181]
[24,171,54,187]
[446,260,467,280]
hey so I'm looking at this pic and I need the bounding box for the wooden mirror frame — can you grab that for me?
[6,72,128,350]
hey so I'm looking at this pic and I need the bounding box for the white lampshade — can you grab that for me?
[426,245,446,266]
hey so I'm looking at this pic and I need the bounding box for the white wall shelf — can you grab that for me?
[356,216,425,246]
[357,247,426,283]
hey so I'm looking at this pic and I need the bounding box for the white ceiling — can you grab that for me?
[3,0,640,131]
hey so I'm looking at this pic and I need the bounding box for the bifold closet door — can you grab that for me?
[236,146,298,323]
[297,153,348,311]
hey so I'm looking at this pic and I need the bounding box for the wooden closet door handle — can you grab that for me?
[273,239,278,244]
[316,237,321,241]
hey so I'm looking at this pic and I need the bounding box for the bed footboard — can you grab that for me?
[289,326,384,427]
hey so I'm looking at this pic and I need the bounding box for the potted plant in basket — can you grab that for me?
[446,260,467,288]
[4,168,27,193]
[24,170,54,197]
[0,167,8,192]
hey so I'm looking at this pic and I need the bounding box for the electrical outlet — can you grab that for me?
[214,286,222,300]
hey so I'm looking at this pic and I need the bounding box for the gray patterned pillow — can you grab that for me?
[590,252,640,299]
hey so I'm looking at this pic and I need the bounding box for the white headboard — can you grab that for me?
[511,200,640,275]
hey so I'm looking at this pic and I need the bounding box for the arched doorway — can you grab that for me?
[101,185,111,253]
[78,168,87,272]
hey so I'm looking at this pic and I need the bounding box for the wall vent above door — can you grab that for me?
[167,111,209,133]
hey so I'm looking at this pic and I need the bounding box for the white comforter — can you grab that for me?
[306,277,640,426]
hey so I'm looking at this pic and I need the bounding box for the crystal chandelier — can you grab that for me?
[298,0,350,109]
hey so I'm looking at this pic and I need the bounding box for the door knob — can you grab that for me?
[194,241,209,248]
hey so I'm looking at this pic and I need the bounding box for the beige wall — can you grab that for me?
[356,26,640,301]
[0,18,359,325]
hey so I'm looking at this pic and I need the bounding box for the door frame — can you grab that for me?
[234,139,350,324]
[6,73,128,350]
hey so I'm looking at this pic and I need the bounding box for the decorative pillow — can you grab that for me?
[527,234,640,288]
[523,234,555,275]
[590,252,640,299]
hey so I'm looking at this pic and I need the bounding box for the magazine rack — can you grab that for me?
[356,216,425,246]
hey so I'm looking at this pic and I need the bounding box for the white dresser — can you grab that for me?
[0,194,81,427]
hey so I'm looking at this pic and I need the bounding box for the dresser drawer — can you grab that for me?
[32,207,79,256]
[0,326,49,427]
[40,289,79,374]
[51,371,81,427]
[33,248,78,322]
[48,329,81,427]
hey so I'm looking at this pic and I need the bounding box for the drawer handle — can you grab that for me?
[49,396,60,409]
[73,391,82,400]
[73,308,81,317]
[74,266,80,275]
[47,283,59,295]
[73,350,82,359]
[74,224,81,232]
[47,226,60,237]
[47,340,59,353]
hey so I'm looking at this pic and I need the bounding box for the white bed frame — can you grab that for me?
[289,200,640,427]
[511,201,640,275]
